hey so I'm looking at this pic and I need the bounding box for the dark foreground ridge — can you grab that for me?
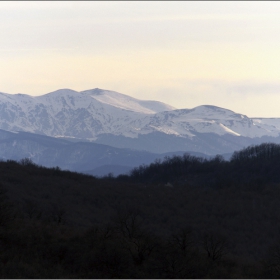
[1,143,280,278]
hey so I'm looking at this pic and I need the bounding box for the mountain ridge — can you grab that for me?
[1,88,280,156]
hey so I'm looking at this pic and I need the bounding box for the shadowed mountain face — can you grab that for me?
[1,88,280,158]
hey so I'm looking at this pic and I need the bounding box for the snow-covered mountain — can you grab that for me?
[0,88,175,139]
[133,105,280,139]
[1,88,280,155]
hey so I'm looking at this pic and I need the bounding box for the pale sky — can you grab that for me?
[1,1,280,117]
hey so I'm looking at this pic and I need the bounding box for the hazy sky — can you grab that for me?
[1,1,280,117]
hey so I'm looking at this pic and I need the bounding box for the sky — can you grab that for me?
[1,1,280,117]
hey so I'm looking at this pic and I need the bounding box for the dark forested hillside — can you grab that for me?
[1,143,280,278]
[127,142,280,186]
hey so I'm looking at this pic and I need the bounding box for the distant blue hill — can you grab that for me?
[0,129,218,177]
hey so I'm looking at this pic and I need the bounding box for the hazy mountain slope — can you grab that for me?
[0,129,212,175]
[94,131,280,154]
[0,129,153,172]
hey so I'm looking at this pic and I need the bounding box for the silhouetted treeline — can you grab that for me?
[1,143,280,277]
[124,142,280,187]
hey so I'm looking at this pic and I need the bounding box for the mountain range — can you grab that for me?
[1,88,280,175]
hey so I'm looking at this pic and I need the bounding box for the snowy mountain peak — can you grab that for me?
[189,105,247,119]
[44,88,79,97]
[81,88,175,114]
[82,88,106,95]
